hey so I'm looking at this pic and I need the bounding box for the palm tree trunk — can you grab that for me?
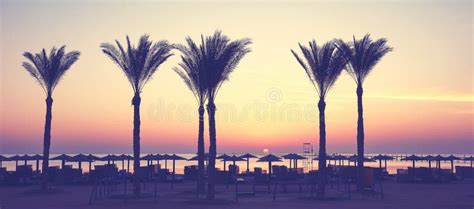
[317,99,326,198]
[197,105,206,193]
[132,93,141,195]
[207,100,217,200]
[41,95,53,190]
[356,84,365,191]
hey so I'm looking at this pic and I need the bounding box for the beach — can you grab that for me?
[1,179,472,209]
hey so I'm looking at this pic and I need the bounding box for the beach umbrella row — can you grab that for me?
[1,154,472,176]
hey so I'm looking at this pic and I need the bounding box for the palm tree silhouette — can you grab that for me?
[200,31,251,199]
[173,37,208,193]
[291,40,346,198]
[100,35,173,195]
[22,46,80,190]
[336,34,392,191]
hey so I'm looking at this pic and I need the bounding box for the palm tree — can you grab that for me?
[336,34,392,191]
[173,37,208,193]
[200,31,251,199]
[100,35,173,195]
[291,40,347,198]
[22,46,80,190]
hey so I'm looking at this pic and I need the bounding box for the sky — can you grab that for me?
[0,0,472,155]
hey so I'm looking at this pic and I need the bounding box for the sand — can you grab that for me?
[0,180,472,209]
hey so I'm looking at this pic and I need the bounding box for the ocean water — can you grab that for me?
[1,153,472,175]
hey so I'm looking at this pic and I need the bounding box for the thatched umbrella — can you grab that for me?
[87,154,100,172]
[257,154,282,177]
[162,154,172,170]
[217,154,231,171]
[422,155,435,169]
[227,155,245,174]
[152,154,163,167]
[28,154,43,172]
[140,154,155,166]
[445,155,460,173]
[168,154,186,188]
[118,154,133,171]
[372,154,394,169]
[433,155,447,169]
[401,155,423,169]
[463,156,474,168]
[51,154,73,169]
[20,154,31,166]
[70,154,92,171]
[239,153,257,173]
[282,153,307,171]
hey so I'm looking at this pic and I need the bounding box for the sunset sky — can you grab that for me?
[0,0,472,155]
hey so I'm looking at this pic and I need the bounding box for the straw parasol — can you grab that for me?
[217,154,231,171]
[86,154,100,171]
[282,153,306,171]
[168,154,186,188]
[51,154,73,169]
[445,155,460,172]
[257,154,282,177]
[161,154,172,169]
[19,154,30,166]
[372,154,394,169]
[27,154,43,172]
[226,155,245,173]
[239,153,257,173]
[118,154,133,171]
[69,154,93,170]
[433,155,448,169]
[422,155,435,169]
[401,155,423,169]
[140,154,155,166]
[152,154,163,167]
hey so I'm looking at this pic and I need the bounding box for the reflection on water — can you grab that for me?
[1,153,472,175]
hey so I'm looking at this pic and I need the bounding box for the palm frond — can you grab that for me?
[291,40,346,99]
[100,34,173,94]
[174,37,208,105]
[200,31,252,99]
[338,34,392,84]
[22,46,80,96]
